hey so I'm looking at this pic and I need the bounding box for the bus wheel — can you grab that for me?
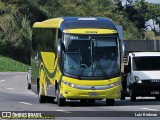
[56,85,65,106]
[80,99,87,105]
[120,94,125,100]
[130,89,136,101]
[155,96,160,101]
[88,99,95,104]
[106,99,115,106]
[38,94,46,103]
[38,88,46,103]
[37,79,46,103]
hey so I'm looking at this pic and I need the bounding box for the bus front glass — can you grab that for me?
[63,34,120,79]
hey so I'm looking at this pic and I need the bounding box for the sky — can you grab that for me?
[145,0,160,3]
[122,0,160,5]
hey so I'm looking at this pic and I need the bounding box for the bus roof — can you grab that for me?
[33,17,117,33]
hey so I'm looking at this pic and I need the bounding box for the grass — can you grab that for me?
[0,55,29,72]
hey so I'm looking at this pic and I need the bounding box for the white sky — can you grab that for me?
[122,0,160,5]
[145,0,160,3]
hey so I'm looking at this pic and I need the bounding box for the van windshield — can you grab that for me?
[133,56,160,71]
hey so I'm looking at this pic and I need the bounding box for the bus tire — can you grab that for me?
[37,79,46,103]
[120,94,125,100]
[106,99,115,106]
[56,85,65,106]
[80,99,87,105]
[155,96,160,101]
[130,89,136,101]
[88,99,95,104]
[38,94,46,103]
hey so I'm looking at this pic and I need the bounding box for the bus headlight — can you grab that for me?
[62,80,75,87]
[134,76,142,83]
[110,81,121,87]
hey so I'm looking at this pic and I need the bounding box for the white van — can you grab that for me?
[124,52,160,101]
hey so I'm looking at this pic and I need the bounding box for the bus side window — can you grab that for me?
[32,29,37,51]
[43,29,55,52]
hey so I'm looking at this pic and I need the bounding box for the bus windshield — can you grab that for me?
[63,34,120,79]
[133,56,160,71]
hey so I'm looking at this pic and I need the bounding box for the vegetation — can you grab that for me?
[0,55,29,72]
[0,0,160,65]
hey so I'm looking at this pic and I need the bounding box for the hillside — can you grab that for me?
[0,55,29,72]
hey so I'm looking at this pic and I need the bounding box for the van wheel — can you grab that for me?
[106,99,115,106]
[130,89,136,101]
[56,85,65,106]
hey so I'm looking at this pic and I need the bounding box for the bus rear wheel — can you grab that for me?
[38,94,46,103]
[56,85,65,106]
[106,99,115,106]
[37,81,46,103]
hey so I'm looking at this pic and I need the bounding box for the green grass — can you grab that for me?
[0,55,29,72]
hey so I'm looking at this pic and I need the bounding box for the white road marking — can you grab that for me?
[6,88,14,90]
[19,102,32,106]
[56,110,71,113]
[0,80,5,82]
[141,108,159,111]
[13,76,21,78]
[26,92,35,95]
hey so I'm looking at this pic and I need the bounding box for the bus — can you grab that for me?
[31,17,123,106]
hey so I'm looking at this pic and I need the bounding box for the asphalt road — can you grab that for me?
[0,72,160,120]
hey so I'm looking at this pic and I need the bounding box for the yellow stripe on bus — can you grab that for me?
[63,28,117,34]
[33,18,64,28]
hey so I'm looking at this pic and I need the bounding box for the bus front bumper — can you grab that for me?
[60,82,121,99]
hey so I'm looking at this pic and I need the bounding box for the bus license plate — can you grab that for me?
[88,92,98,96]
[151,91,159,95]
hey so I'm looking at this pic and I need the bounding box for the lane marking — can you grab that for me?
[13,76,21,78]
[19,102,32,106]
[0,80,5,82]
[6,88,14,90]
[26,92,35,95]
[56,110,71,113]
[142,108,159,111]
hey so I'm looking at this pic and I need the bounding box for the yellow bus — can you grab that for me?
[31,17,123,106]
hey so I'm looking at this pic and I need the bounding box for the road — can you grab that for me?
[0,72,160,120]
